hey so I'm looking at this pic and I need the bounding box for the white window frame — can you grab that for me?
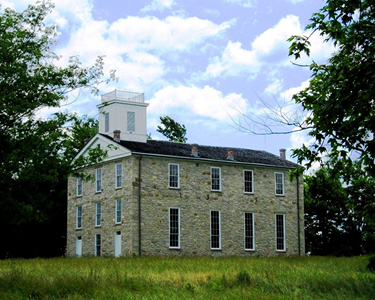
[115,163,122,189]
[244,212,255,251]
[95,233,101,256]
[210,167,221,192]
[95,168,102,193]
[210,210,221,250]
[76,206,82,229]
[275,214,286,252]
[115,199,122,224]
[243,170,254,194]
[95,202,102,227]
[168,163,180,189]
[77,177,83,196]
[76,236,82,257]
[115,231,121,257]
[275,172,285,196]
[105,112,109,133]
[169,207,181,249]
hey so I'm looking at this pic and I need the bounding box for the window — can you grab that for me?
[115,199,122,224]
[168,163,180,188]
[95,234,101,256]
[244,170,254,194]
[76,206,82,229]
[169,208,180,249]
[95,202,102,227]
[127,111,135,131]
[115,163,122,188]
[276,214,286,251]
[211,167,221,191]
[95,168,102,192]
[105,112,109,132]
[244,212,255,251]
[77,177,83,196]
[275,172,284,196]
[210,210,221,250]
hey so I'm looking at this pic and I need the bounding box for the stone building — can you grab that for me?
[67,90,304,257]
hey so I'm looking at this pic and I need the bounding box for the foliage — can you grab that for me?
[288,0,375,175]
[304,168,359,256]
[157,116,188,143]
[0,256,374,299]
[345,163,375,254]
[304,164,375,256]
[368,256,375,272]
[0,1,111,257]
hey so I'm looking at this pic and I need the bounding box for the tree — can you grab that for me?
[345,162,375,254]
[286,0,375,256]
[287,0,375,175]
[157,116,188,143]
[304,168,362,256]
[0,1,111,257]
[304,162,375,256]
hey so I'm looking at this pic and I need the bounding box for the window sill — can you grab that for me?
[115,222,122,225]
[169,247,181,250]
[276,250,286,253]
[245,249,255,252]
[210,190,222,193]
[115,186,122,190]
[244,192,254,195]
[95,191,102,194]
[211,248,222,251]
[76,228,82,230]
[275,194,285,197]
[76,195,83,198]
[95,225,102,228]
[168,187,180,190]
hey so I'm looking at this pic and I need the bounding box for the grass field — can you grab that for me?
[0,255,374,299]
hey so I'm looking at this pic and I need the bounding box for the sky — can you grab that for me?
[3,0,333,163]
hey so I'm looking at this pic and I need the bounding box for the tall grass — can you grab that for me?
[0,256,374,299]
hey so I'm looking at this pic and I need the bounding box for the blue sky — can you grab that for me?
[4,0,333,162]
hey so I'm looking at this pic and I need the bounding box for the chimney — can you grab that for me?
[191,145,199,157]
[279,148,286,160]
[113,130,121,142]
[227,149,234,160]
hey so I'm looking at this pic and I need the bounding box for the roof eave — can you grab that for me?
[131,151,298,170]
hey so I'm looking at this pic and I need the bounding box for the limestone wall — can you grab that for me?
[67,155,304,257]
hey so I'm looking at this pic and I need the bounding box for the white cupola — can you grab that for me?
[97,90,149,143]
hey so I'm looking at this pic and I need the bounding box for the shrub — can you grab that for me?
[367,256,375,272]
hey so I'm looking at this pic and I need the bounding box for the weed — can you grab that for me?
[237,270,251,286]
[0,256,374,299]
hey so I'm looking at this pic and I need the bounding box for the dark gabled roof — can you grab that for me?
[100,134,298,169]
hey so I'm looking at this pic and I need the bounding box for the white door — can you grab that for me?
[76,236,82,257]
[115,231,121,257]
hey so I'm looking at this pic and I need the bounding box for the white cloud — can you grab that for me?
[108,16,231,53]
[204,14,334,79]
[280,79,310,101]
[204,15,301,78]
[285,0,305,3]
[141,0,174,12]
[204,41,260,78]
[252,15,301,56]
[264,79,284,95]
[224,0,256,8]
[51,6,232,95]
[148,85,248,121]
